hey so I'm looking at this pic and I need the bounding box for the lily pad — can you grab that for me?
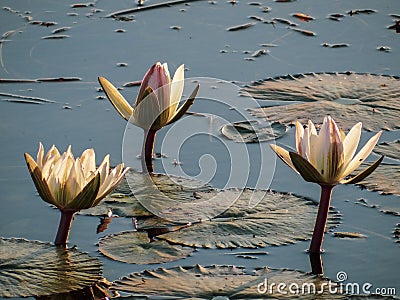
[112,265,347,299]
[0,238,102,298]
[98,231,193,264]
[356,163,400,196]
[243,73,400,131]
[221,120,287,143]
[373,140,400,160]
[157,189,341,249]
[81,170,217,219]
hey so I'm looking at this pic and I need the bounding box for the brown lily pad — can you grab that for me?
[374,140,400,160]
[112,265,349,299]
[244,73,400,131]
[98,231,193,264]
[157,189,341,249]
[0,238,102,298]
[356,163,400,196]
[333,232,367,239]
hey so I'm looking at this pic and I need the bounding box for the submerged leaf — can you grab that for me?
[244,73,400,131]
[0,238,102,298]
[98,231,193,264]
[80,170,216,219]
[112,265,348,299]
[221,120,286,143]
[157,189,341,249]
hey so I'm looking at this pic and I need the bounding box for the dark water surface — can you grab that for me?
[1,0,399,298]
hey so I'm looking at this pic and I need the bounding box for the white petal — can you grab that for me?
[295,121,304,155]
[80,148,96,177]
[342,122,361,168]
[36,143,45,169]
[168,64,185,118]
[341,131,382,178]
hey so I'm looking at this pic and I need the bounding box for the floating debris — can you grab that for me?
[40,21,57,27]
[96,96,106,100]
[63,105,72,109]
[67,12,79,16]
[170,25,181,30]
[251,49,268,57]
[333,232,367,239]
[1,98,43,105]
[262,6,271,12]
[52,26,71,34]
[273,17,297,26]
[244,57,255,61]
[0,92,55,103]
[123,80,142,87]
[387,20,400,33]
[248,15,264,22]
[226,22,256,31]
[292,28,315,36]
[113,15,135,21]
[219,49,228,53]
[348,9,377,15]
[117,62,128,67]
[70,2,95,8]
[322,43,350,48]
[114,28,126,33]
[248,2,262,5]
[41,34,70,39]
[37,77,81,82]
[377,46,391,52]
[292,13,314,22]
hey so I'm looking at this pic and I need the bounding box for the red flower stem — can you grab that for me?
[309,185,334,254]
[54,210,75,246]
[142,129,156,173]
[309,252,324,275]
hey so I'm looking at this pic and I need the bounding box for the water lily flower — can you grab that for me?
[24,143,129,246]
[98,63,199,172]
[270,116,383,255]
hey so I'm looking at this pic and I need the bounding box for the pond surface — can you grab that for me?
[0,0,399,298]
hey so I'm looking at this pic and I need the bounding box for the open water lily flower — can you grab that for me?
[98,62,199,131]
[270,116,383,187]
[24,143,129,211]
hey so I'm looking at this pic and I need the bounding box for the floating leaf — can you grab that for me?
[112,265,348,299]
[80,170,216,219]
[157,189,341,249]
[374,140,400,160]
[333,232,367,239]
[221,120,287,143]
[244,73,400,131]
[226,22,256,31]
[98,231,193,264]
[0,238,102,298]
[356,163,400,196]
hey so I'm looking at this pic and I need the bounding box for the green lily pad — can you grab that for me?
[0,238,102,298]
[244,73,400,131]
[374,140,400,160]
[81,170,217,220]
[221,120,287,143]
[98,231,193,264]
[112,265,348,299]
[356,163,400,196]
[157,189,341,249]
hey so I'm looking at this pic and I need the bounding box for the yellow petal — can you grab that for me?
[168,64,185,117]
[289,152,326,184]
[166,84,199,126]
[98,76,133,121]
[24,153,58,207]
[269,144,298,174]
[341,155,384,184]
[341,131,382,178]
[65,173,100,210]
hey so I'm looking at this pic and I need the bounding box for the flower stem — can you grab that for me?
[142,129,156,173]
[54,210,75,246]
[309,185,334,254]
[309,252,324,275]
